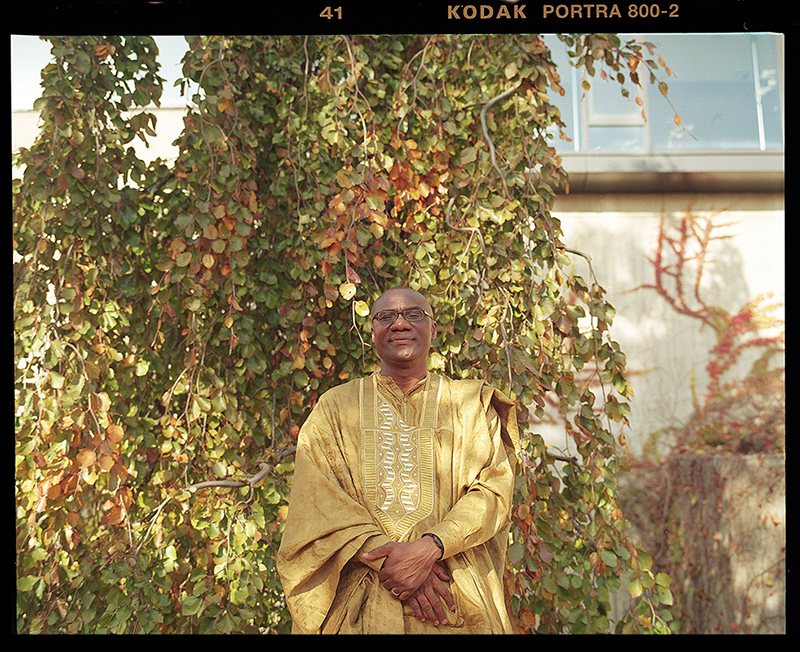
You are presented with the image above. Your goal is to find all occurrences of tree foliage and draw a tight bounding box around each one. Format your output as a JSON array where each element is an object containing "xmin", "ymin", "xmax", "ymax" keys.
[{"xmin": 15, "ymin": 34, "xmax": 675, "ymax": 633}]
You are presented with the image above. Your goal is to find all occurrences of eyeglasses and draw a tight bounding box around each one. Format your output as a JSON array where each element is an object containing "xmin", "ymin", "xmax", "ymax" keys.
[{"xmin": 372, "ymin": 308, "xmax": 432, "ymax": 324}]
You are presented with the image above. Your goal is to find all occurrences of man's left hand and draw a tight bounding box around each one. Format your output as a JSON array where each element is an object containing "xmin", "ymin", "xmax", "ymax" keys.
[{"xmin": 406, "ymin": 562, "xmax": 456, "ymax": 626}]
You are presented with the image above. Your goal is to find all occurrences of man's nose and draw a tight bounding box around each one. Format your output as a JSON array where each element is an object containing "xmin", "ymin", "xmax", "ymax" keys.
[{"xmin": 390, "ymin": 314, "xmax": 413, "ymax": 328}]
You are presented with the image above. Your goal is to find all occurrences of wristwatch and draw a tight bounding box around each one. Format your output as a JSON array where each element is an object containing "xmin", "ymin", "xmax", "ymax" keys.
[{"xmin": 423, "ymin": 533, "xmax": 444, "ymax": 559}]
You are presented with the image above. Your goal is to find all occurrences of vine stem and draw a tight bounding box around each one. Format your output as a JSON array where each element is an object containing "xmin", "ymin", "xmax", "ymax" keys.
[
  {"xmin": 479, "ymin": 83, "xmax": 520, "ymax": 197},
  {"xmin": 130, "ymin": 462, "xmax": 273, "ymax": 557}
]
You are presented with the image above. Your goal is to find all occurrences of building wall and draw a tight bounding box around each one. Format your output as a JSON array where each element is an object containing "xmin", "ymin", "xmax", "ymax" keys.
[
  {"xmin": 12, "ymin": 107, "xmax": 185, "ymax": 171},
  {"xmin": 616, "ymin": 454, "xmax": 786, "ymax": 633},
  {"xmin": 550, "ymin": 192, "xmax": 784, "ymax": 454}
]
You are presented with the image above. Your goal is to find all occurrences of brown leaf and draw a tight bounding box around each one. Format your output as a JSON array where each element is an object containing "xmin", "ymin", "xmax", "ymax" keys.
[
  {"xmin": 346, "ymin": 267, "xmax": 361, "ymax": 284},
  {"xmin": 217, "ymin": 97, "xmax": 234, "ymax": 114},
  {"xmin": 106, "ymin": 505, "xmax": 124, "ymax": 525},
  {"xmin": 90, "ymin": 391, "xmax": 111, "ymax": 413},
  {"xmin": 76, "ymin": 449, "xmax": 96, "ymax": 468},
  {"xmin": 46, "ymin": 482, "xmax": 62, "ymax": 500},
  {"xmin": 98, "ymin": 453, "xmax": 114, "ymax": 471},
  {"xmin": 107, "ymin": 424, "xmax": 124, "ymax": 444}
]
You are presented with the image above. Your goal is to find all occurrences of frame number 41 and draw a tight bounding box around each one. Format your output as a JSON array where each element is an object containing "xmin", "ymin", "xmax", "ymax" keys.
[{"xmin": 320, "ymin": 6, "xmax": 342, "ymax": 19}]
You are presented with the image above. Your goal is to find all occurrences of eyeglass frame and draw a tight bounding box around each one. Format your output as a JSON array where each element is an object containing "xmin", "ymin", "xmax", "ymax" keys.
[{"xmin": 371, "ymin": 308, "xmax": 434, "ymax": 325}]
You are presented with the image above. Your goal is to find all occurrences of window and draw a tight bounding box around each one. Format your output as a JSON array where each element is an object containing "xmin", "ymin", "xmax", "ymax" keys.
[{"xmin": 545, "ymin": 33, "xmax": 784, "ymax": 154}]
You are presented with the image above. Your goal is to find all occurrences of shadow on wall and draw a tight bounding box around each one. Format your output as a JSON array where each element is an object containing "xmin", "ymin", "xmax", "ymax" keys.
[{"xmin": 547, "ymin": 198, "xmax": 780, "ymax": 457}]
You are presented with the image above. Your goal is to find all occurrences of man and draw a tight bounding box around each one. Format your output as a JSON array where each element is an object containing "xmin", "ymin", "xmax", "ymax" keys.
[{"xmin": 276, "ymin": 286, "xmax": 519, "ymax": 634}]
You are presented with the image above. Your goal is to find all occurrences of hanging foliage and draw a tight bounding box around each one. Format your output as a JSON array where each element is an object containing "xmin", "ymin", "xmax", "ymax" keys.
[{"xmin": 15, "ymin": 34, "xmax": 675, "ymax": 633}]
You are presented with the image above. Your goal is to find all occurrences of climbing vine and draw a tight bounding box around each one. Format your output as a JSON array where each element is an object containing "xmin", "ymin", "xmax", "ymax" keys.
[
  {"xmin": 622, "ymin": 205, "xmax": 785, "ymax": 633},
  {"xmin": 15, "ymin": 34, "xmax": 675, "ymax": 633},
  {"xmin": 634, "ymin": 205, "xmax": 785, "ymax": 456}
]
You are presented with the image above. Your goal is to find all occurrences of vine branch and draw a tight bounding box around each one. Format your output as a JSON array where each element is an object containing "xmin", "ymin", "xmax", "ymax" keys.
[{"xmin": 479, "ymin": 83, "xmax": 520, "ymax": 197}]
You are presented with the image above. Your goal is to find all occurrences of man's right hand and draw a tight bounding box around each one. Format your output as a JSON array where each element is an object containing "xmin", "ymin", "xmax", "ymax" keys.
[{"xmin": 405, "ymin": 562, "xmax": 456, "ymax": 626}]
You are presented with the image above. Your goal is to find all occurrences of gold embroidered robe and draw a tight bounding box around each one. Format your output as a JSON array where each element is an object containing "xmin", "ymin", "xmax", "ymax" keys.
[{"xmin": 276, "ymin": 372, "xmax": 519, "ymax": 634}]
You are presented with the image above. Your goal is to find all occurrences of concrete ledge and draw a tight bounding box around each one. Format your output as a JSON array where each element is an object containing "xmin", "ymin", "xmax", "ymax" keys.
[{"xmin": 561, "ymin": 152, "xmax": 784, "ymax": 194}]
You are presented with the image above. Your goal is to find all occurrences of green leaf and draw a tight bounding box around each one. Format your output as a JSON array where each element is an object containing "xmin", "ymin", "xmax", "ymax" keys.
[
  {"xmin": 182, "ymin": 595, "xmax": 203, "ymax": 616},
  {"xmin": 354, "ymin": 300, "xmax": 370, "ymax": 317},
  {"xmin": 637, "ymin": 548, "xmax": 653, "ymax": 571},
  {"xmin": 657, "ymin": 585, "xmax": 673, "ymax": 605},
  {"xmin": 17, "ymin": 575, "xmax": 39, "ymax": 592},
  {"xmin": 628, "ymin": 578, "xmax": 643, "ymax": 599},
  {"xmin": 600, "ymin": 549, "xmax": 618, "ymax": 568},
  {"xmin": 460, "ymin": 147, "xmax": 477, "ymax": 165},
  {"xmin": 507, "ymin": 540, "xmax": 524, "ymax": 564}
]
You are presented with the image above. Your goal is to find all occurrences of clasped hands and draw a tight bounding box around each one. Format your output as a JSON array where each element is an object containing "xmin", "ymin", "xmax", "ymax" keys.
[{"xmin": 361, "ymin": 538, "xmax": 456, "ymax": 626}]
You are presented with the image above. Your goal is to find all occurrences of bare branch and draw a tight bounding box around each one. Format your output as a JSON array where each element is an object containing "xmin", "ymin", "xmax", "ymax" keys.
[
  {"xmin": 186, "ymin": 461, "xmax": 271, "ymax": 493},
  {"xmin": 479, "ymin": 84, "xmax": 520, "ymax": 197}
]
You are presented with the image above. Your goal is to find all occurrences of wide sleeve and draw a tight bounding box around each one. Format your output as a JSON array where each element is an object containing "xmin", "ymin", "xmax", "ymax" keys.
[
  {"xmin": 421, "ymin": 384, "xmax": 519, "ymax": 560},
  {"xmin": 276, "ymin": 392, "xmax": 392, "ymax": 634}
]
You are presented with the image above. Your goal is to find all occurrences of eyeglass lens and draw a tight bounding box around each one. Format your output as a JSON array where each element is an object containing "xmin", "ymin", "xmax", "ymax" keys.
[{"xmin": 374, "ymin": 309, "xmax": 427, "ymax": 323}]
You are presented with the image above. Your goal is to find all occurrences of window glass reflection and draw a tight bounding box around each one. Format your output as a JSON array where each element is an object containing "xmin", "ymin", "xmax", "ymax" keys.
[{"xmin": 543, "ymin": 33, "xmax": 783, "ymax": 153}]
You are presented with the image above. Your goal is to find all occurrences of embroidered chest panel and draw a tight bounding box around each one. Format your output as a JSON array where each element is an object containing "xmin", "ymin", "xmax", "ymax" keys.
[{"xmin": 360, "ymin": 375, "xmax": 441, "ymax": 541}]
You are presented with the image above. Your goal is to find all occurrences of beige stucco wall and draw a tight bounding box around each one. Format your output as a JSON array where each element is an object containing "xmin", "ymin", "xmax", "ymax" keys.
[
  {"xmin": 549, "ymin": 193, "xmax": 784, "ymax": 455},
  {"xmin": 12, "ymin": 107, "xmax": 185, "ymax": 172}
]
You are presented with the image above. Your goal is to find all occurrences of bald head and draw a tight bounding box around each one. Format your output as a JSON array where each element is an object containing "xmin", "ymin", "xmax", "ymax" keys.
[{"xmin": 371, "ymin": 286, "xmax": 433, "ymax": 317}]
